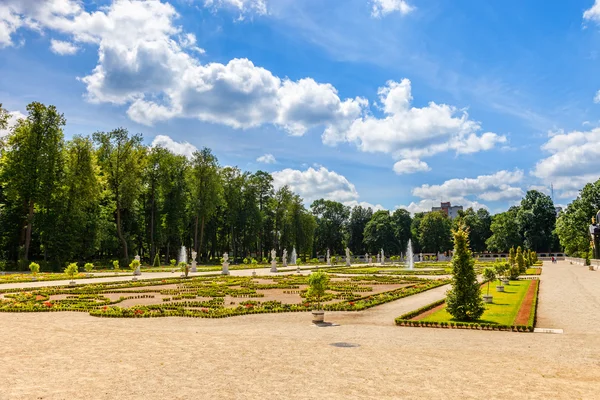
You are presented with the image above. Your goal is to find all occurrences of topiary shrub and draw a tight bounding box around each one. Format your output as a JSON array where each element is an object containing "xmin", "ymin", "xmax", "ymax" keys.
[
  {"xmin": 64, "ymin": 263, "xmax": 79, "ymax": 279},
  {"xmin": 29, "ymin": 262, "xmax": 40, "ymax": 276},
  {"xmin": 84, "ymin": 263, "xmax": 94, "ymax": 273},
  {"xmin": 153, "ymin": 253, "xmax": 160, "ymax": 268},
  {"xmin": 179, "ymin": 261, "xmax": 189, "ymax": 277},
  {"xmin": 445, "ymin": 226, "xmax": 485, "ymax": 322},
  {"xmin": 516, "ymin": 246, "xmax": 526, "ymax": 274},
  {"xmin": 170, "ymin": 259, "xmax": 176, "ymax": 267},
  {"xmin": 113, "ymin": 260, "xmax": 119, "ymax": 270},
  {"xmin": 307, "ymin": 271, "xmax": 329, "ymax": 310},
  {"xmin": 129, "ymin": 259, "xmax": 140, "ymax": 273}
]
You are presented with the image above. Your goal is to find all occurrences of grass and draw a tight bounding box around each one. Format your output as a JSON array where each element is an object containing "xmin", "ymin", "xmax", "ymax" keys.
[
  {"xmin": 525, "ymin": 268, "xmax": 542, "ymax": 275},
  {"xmin": 418, "ymin": 280, "xmax": 532, "ymax": 326}
]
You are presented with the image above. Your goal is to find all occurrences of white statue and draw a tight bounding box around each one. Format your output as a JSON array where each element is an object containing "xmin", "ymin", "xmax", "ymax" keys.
[
  {"xmin": 270, "ymin": 249, "xmax": 278, "ymax": 273},
  {"xmin": 282, "ymin": 249, "xmax": 288, "ymax": 267},
  {"xmin": 222, "ymin": 252, "xmax": 229, "ymax": 275},
  {"xmin": 133, "ymin": 255, "xmax": 141, "ymax": 275},
  {"xmin": 190, "ymin": 250, "xmax": 198, "ymax": 273},
  {"xmin": 380, "ymin": 249, "xmax": 385, "ymax": 265},
  {"xmin": 345, "ymin": 247, "xmax": 351, "ymax": 266},
  {"xmin": 191, "ymin": 250, "xmax": 197, "ymax": 261},
  {"xmin": 365, "ymin": 253, "xmax": 369, "ymax": 265},
  {"xmin": 327, "ymin": 249, "xmax": 331, "ymax": 266}
]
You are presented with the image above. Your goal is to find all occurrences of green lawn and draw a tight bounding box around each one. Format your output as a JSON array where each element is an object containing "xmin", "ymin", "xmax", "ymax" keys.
[{"xmin": 419, "ymin": 280, "xmax": 532, "ymax": 326}]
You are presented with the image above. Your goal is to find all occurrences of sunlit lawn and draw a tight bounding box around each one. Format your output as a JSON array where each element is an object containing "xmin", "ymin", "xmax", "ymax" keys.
[{"xmin": 419, "ymin": 280, "xmax": 532, "ymax": 326}]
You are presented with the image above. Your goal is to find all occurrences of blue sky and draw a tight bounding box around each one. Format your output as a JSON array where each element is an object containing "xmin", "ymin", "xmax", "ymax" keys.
[{"xmin": 2, "ymin": 0, "xmax": 600, "ymax": 214}]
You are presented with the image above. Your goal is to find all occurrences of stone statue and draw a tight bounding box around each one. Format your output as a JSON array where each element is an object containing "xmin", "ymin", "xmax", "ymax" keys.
[
  {"xmin": 133, "ymin": 255, "xmax": 141, "ymax": 275},
  {"xmin": 345, "ymin": 247, "xmax": 351, "ymax": 266},
  {"xmin": 222, "ymin": 252, "xmax": 230, "ymax": 275},
  {"xmin": 270, "ymin": 249, "xmax": 278, "ymax": 273},
  {"xmin": 282, "ymin": 249, "xmax": 288, "ymax": 267},
  {"xmin": 365, "ymin": 253, "xmax": 369, "ymax": 265},
  {"xmin": 190, "ymin": 250, "xmax": 198, "ymax": 273},
  {"xmin": 380, "ymin": 249, "xmax": 385, "ymax": 265},
  {"xmin": 327, "ymin": 248, "xmax": 331, "ymax": 266}
]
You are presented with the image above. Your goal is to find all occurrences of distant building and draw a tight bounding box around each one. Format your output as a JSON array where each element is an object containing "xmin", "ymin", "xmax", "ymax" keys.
[{"xmin": 432, "ymin": 202, "xmax": 463, "ymax": 220}]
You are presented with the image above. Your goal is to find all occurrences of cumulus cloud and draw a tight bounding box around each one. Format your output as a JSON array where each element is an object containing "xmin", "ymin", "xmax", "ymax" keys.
[
  {"xmin": 256, "ymin": 153, "xmax": 276, "ymax": 164},
  {"xmin": 323, "ymin": 79, "xmax": 506, "ymax": 172},
  {"xmin": 393, "ymin": 159, "xmax": 430, "ymax": 175},
  {"xmin": 594, "ymin": 90, "xmax": 600, "ymax": 104},
  {"xmin": 532, "ymin": 128, "xmax": 600, "ymax": 195},
  {"xmin": 584, "ymin": 0, "xmax": 600, "ymax": 23},
  {"xmin": 151, "ymin": 134, "xmax": 197, "ymax": 159},
  {"xmin": 412, "ymin": 170, "xmax": 524, "ymax": 202},
  {"xmin": 344, "ymin": 200, "xmax": 386, "ymax": 212},
  {"xmin": 371, "ymin": 0, "xmax": 414, "ymax": 17},
  {"xmin": 50, "ymin": 39, "xmax": 78, "ymax": 55},
  {"xmin": 272, "ymin": 166, "xmax": 360, "ymax": 204}
]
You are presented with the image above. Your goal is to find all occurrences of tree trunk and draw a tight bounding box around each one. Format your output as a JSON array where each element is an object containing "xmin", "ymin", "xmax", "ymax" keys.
[
  {"xmin": 194, "ymin": 214, "xmax": 199, "ymax": 253},
  {"xmin": 199, "ymin": 215, "xmax": 205, "ymax": 260},
  {"xmin": 23, "ymin": 199, "xmax": 35, "ymax": 261},
  {"xmin": 116, "ymin": 208, "xmax": 128, "ymax": 261}
]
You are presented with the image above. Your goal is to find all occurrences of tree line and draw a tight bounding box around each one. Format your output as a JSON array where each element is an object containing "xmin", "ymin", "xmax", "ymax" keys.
[{"xmin": 0, "ymin": 102, "xmax": 564, "ymax": 270}]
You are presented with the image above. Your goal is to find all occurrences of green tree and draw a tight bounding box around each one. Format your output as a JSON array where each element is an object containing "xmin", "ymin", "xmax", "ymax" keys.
[
  {"xmin": 446, "ymin": 227, "xmax": 485, "ymax": 321},
  {"xmin": 516, "ymin": 246, "xmax": 526, "ymax": 273},
  {"xmin": 555, "ymin": 179, "xmax": 600, "ymax": 257},
  {"xmin": 0, "ymin": 102, "xmax": 65, "ymax": 261},
  {"xmin": 363, "ymin": 210, "xmax": 397, "ymax": 254},
  {"xmin": 391, "ymin": 208, "xmax": 412, "ymax": 254},
  {"xmin": 419, "ymin": 211, "xmax": 452, "ymax": 253},
  {"xmin": 307, "ymin": 271, "xmax": 329, "ymax": 310},
  {"xmin": 348, "ymin": 205, "xmax": 373, "ymax": 254},
  {"xmin": 189, "ymin": 148, "xmax": 221, "ymax": 258},
  {"xmin": 410, "ymin": 212, "xmax": 425, "ymax": 253},
  {"xmin": 311, "ymin": 199, "xmax": 350, "ymax": 256},
  {"xmin": 454, "ymin": 208, "xmax": 491, "ymax": 252},
  {"xmin": 486, "ymin": 207, "xmax": 522, "ymax": 252},
  {"xmin": 93, "ymin": 128, "xmax": 145, "ymax": 262},
  {"xmin": 517, "ymin": 190, "xmax": 557, "ymax": 252}
]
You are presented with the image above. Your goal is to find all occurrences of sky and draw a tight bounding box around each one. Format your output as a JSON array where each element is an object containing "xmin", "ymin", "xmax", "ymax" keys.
[{"xmin": 1, "ymin": 0, "xmax": 600, "ymax": 215}]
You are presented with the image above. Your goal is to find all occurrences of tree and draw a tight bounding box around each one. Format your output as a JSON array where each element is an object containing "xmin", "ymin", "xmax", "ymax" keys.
[
  {"xmin": 517, "ymin": 190, "xmax": 556, "ymax": 252},
  {"xmin": 391, "ymin": 208, "xmax": 412, "ymax": 254},
  {"xmin": 454, "ymin": 208, "xmax": 491, "ymax": 252},
  {"xmin": 445, "ymin": 227, "xmax": 485, "ymax": 321},
  {"xmin": 418, "ymin": 211, "xmax": 452, "ymax": 253},
  {"xmin": 482, "ymin": 267, "xmax": 496, "ymax": 297},
  {"xmin": 516, "ymin": 246, "xmax": 526, "ymax": 274},
  {"xmin": 555, "ymin": 179, "xmax": 600, "ymax": 257},
  {"xmin": 348, "ymin": 205, "xmax": 373, "ymax": 254},
  {"xmin": 410, "ymin": 212, "xmax": 425, "ymax": 253},
  {"xmin": 189, "ymin": 148, "xmax": 221, "ymax": 258},
  {"xmin": 311, "ymin": 199, "xmax": 349, "ymax": 255},
  {"xmin": 93, "ymin": 128, "xmax": 144, "ymax": 262},
  {"xmin": 0, "ymin": 103, "xmax": 9, "ymax": 131},
  {"xmin": 307, "ymin": 271, "xmax": 329, "ymax": 310},
  {"xmin": 486, "ymin": 207, "xmax": 522, "ymax": 252},
  {"xmin": 0, "ymin": 102, "xmax": 65, "ymax": 261},
  {"xmin": 363, "ymin": 210, "xmax": 397, "ymax": 254}
]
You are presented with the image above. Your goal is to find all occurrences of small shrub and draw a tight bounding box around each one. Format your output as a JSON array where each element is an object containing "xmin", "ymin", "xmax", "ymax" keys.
[
  {"xmin": 153, "ymin": 254, "xmax": 160, "ymax": 268},
  {"xmin": 170, "ymin": 259, "xmax": 176, "ymax": 267},
  {"xmin": 129, "ymin": 259, "xmax": 140, "ymax": 272},
  {"xmin": 64, "ymin": 263, "xmax": 79, "ymax": 279},
  {"xmin": 243, "ymin": 257, "xmax": 249, "ymax": 265},
  {"xmin": 179, "ymin": 261, "xmax": 189, "ymax": 277},
  {"xmin": 113, "ymin": 260, "xmax": 119, "ymax": 270},
  {"xmin": 84, "ymin": 263, "xmax": 94, "ymax": 273},
  {"xmin": 29, "ymin": 262, "xmax": 40, "ymax": 276}
]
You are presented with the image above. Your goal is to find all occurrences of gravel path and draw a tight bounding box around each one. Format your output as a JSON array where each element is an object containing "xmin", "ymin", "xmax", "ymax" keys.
[{"xmin": 1, "ymin": 261, "xmax": 599, "ymax": 399}]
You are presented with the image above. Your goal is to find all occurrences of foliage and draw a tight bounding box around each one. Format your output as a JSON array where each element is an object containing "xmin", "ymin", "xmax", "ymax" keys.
[
  {"xmin": 419, "ymin": 211, "xmax": 452, "ymax": 253},
  {"xmin": 179, "ymin": 261, "xmax": 189, "ymax": 277},
  {"xmin": 129, "ymin": 259, "xmax": 140, "ymax": 272},
  {"xmin": 348, "ymin": 205, "xmax": 373, "ymax": 254},
  {"xmin": 454, "ymin": 208, "xmax": 492, "ymax": 252},
  {"xmin": 84, "ymin": 263, "xmax": 94, "ymax": 273},
  {"xmin": 153, "ymin": 253, "xmax": 160, "ymax": 268},
  {"xmin": 311, "ymin": 199, "xmax": 350, "ymax": 255},
  {"xmin": 516, "ymin": 246, "xmax": 526, "ymax": 274},
  {"xmin": 486, "ymin": 208, "xmax": 521, "ymax": 252},
  {"xmin": 170, "ymin": 259, "xmax": 176, "ymax": 267},
  {"xmin": 482, "ymin": 267, "xmax": 496, "ymax": 296},
  {"xmin": 517, "ymin": 190, "xmax": 557, "ymax": 252},
  {"xmin": 113, "ymin": 260, "xmax": 119, "ymax": 270},
  {"xmin": 445, "ymin": 227, "xmax": 484, "ymax": 321},
  {"xmin": 363, "ymin": 210, "xmax": 397, "ymax": 254},
  {"xmin": 64, "ymin": 263, "xmax": 79, "ymax": 278},
  {"xmin": 307, "ymin": 271, "xmax": 329, "ymax": 310},
  {"xmin": 29, "ymin": 262, "xmax": 40, "ymax": 275}
]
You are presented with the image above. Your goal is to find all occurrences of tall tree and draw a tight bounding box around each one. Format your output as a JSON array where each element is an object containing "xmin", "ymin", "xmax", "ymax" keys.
[
  {"xmin": 189, "ymin": 148, "xmax": 221, "ymax": 258},
  {"xmin": 410, "ymin": 212, "xmax": 425, "ymax": 253},
  {"xmin": 517, "ymin": 190, "xmax": 557, "ymax": 251},
  {"xmin": 311, "ymin": 199, "xmax": 350, "ymax": 255},
  {"xmin": 486, "ymin": 207, "xmax": 522, "ymax": 252},
  {"xmin": 391, "ymin": 208, "xmax": 412, "ymax": 253},
  {"xmin": 0, "ymin": 102, "xmax": 65, "ymax": 261},
  {"xmin": 93, "ymin": 128, "xmax": 144, "ymax": 262},
  {"xmin": 454, "ymin": 208, "xmax": 492, "ymax": 252},
  {"xmin": 348, "ymin": 205, "xmax": 373, "ymax": 254},
  {"xmin": 363, "ymin": 210, "xmax": 397, "ymax": 254},
  {"xmin": 418, "ymin": 211, "xmax": 452, "ymax": 253}
]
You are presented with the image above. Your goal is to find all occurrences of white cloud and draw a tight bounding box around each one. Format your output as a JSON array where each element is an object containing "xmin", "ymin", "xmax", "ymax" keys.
[
  {"xmin": 412, "ymin": 170, "xmax": 524, "ymax": 202},
  {"xmin": 323, "ymin": 79, "xmax": 506, "ymax": 171},
  {"xmin": 345, "ymin": 200, "xmax": 386, "ymax": 212},
  {"xmin": 272, "ymin": 166, "xmax": 359, "ymax": 204},
  {"xmin": 50, "ymin": 38, "xmax": 78, "ymax": 55},
  {"xmin": 204, "ymin": 0, "xmax": 267, "ymax": 16},
  {"xmin": 393, "ymin": 159, "xmax": 430, "ymax": 175},
  {"xmin": 584, "ymin": 0, "xmax": 600, "ymax": 23},
  {"xmin": 594, "ymin": 90, "xmax": 600, "ymax": 104},
  {"xmin": 0, "ymin": 109, "xmax": 25, "ymax": 137},
  {"xmin": 371, "ymin": 0, "xmax": 414, "ymax": 17},
  {"xmin": 151, "ymin": 134, "xmax": 197, "ymax": 159},
  {"xmin": 532, "ymin": 128, "xmax": 600, "ymax": 195},
  {"xmin": 256, "ymin": 153, "xmax": 276, "ymax": 164}
]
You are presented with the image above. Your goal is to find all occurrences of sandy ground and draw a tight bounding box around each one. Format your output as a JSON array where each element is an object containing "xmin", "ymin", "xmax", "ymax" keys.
[{"xmin": 1, "ymin": 261, "xmax": 599, "ymax": 399}]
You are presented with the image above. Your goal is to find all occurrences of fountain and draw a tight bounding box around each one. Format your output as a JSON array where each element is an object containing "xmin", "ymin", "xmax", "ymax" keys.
[
  {"xmin": 291, "ymin": 247, "xmax": 297, "ymax": 265},
  {"xmin": 406, "ymin": 239, "xmax": 414, "ymax": 270},
  {"xmin": 178, "ymin": 246, "xmax": 187, "ymax": 265}
]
